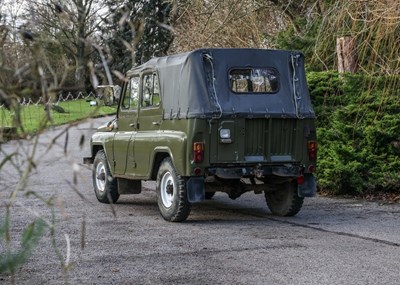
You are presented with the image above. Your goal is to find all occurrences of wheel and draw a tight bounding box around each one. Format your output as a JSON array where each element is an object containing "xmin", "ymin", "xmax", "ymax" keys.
[
  {"xmin": 93, "ymin": 150, "xmax": 119, "ymax": 204},
  {"xmin": 205, "ymin": 191, "xmax": 216, "ymax": 200},
  {"xmin": 156, "ymin": 157, "xmax": 191, "ymax": 222},
  {"xmin": 264, "ymin": 181, "xmax": 304, "ymax": 216}
]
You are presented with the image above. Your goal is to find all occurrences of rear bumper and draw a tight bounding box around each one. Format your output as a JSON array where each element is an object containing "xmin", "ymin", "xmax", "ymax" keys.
[
  {"xmin": 206, "ymin": 164, "xmax": 317, "ymax": 198},
  {"xmin": 207, "ymin": 164, "xmax": 303, "ymax": 179}
]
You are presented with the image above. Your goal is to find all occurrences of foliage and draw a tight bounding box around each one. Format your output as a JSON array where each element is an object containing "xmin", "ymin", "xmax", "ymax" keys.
[
  {"xmin": 279, "ymin": 0, "xmax": 400, "ymax": 194},
  {"xmin": 275, "ymin": 17, "xmax": 325, "ymax": 69},
  {"xmin": 0, "ymin": 213, "xmax": 46, "ymax": 275},
  {"xmin": 134, "ymin": 0, "xmax": 175, "ymax": 64},
  {"xmin": 170, "ymin": 0, "xmax": 287, "ymax": 52},
  {"xmin": 275, "ymin": 0, "xmax": 400, "ymax": 73},
  {"xmin": 29, "ymin": 0, "xmax": 104, "ymax": 88},
  {"xmin": 309, "ymin": 71, "xmax": 400, "ymax": 195},
  {"xmin": 103, "ymin": 0, "xmax": 175, "ymax": 74}
]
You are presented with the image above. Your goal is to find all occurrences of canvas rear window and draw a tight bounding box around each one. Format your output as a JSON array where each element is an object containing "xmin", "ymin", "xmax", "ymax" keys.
[{"xmin": 229, "ymin": 68, "xmax": 279, "ymax": 94}]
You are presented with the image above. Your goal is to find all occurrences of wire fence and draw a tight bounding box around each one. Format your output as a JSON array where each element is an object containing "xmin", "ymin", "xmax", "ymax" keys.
[
  {"xmin": 0, "ymin": 91, "xmax": 96, "ymax": 108},
  {"xmin": 0, "ymin": 91, "xmax": 116, "ymax": 135}
]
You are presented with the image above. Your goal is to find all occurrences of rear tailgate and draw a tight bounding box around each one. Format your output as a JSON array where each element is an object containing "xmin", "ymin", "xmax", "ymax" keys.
[{"xmin": 209, "ymin": 118, "xmax": 315, "ymax": 164}]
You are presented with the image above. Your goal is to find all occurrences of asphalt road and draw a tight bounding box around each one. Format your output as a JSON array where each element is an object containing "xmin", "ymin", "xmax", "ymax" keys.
[{"xmin": 1, "ymin": 117, "xmax": 400, "ymax": 285}]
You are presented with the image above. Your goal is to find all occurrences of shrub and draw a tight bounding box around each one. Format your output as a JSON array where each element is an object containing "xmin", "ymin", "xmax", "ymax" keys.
[{"xmin": 308, "ymin": 71, "xmax": 400, "ymax": 195}]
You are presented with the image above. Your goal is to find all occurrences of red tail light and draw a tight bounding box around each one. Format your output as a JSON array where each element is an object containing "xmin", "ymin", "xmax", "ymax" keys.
[
  {"xmin": 297, "ymin": 175, "xmax": 305, "ymax": 184},
  {"xmin": 308, "ymin": 141, "xmax": 317, "ymax": 161},
  {"xmin": 193, "ymin": 142, "xmax": 204, "ymax": 163}
]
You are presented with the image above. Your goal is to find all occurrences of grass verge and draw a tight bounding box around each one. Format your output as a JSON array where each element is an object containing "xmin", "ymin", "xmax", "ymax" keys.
[{"xmin": 0, "ymin": 99, "xmax": 116, "ymax": 135}]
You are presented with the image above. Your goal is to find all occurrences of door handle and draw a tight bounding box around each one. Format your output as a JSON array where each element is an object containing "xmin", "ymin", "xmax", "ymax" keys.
[
  {"xmin": 152, "ymin": 121, "xmax": 161, "ymax": 126},
  {"xmin": 129, "ymin": 123, "xmax": 139, "ymax": 129}
]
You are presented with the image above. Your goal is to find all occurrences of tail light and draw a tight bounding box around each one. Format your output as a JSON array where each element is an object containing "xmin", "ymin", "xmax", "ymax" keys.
[
  {"xmin": 308, "ymin": 141, "xmax": 317, "ymax": 161},
  {"xmin": 297, "ymin": 175, "xmax": 305, "ymax": 184},
  {"xmin": 193, "ymin": 142, "xmax": 204, "ymax": 163}
]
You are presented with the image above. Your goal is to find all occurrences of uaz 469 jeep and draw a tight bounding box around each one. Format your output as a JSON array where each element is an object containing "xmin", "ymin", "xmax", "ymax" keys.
[{"xmin": 84, "ymin": 48, "xmax": 317, "ymax": 222}]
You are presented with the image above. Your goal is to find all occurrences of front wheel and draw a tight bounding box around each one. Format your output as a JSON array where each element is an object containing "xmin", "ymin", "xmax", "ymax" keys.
[
  {"xmin": 93, "ymin": 150, "xmax": 119, "ymax": 204},
  {"xmin": 156, "ymin": 158, "xmax": 191, "ymax": 222},
  {"xmin": 264, "ymin": 182, "xmax": 304, "ymax": 216}
]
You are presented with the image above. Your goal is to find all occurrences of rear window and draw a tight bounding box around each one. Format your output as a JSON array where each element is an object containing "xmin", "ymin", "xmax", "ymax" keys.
[{"xmin": 229, "ymin": 68, "xmax": 279, "ymax": 94}]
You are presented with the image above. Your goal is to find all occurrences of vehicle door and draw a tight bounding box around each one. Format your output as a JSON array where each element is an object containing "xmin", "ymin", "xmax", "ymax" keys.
[
  {"xmin": 128, "ymin": 71, "xmax": 163, "ymax": 178},
  {"xmin": 113, "ymin": 76, "xmax": 139, "ymax": 176}
]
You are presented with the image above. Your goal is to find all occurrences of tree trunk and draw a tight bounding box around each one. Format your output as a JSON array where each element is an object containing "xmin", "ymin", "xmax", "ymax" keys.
[
  {"xmin": 75, "ymin": 0, "xmax": 89, "ymax": 88},
  {"xmin": 337, "ymin": 37, "xmax": 357, "ymax": 73}
]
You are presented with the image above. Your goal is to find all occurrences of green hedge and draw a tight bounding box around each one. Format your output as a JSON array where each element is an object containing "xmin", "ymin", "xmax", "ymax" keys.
[{"xmin": 308, "ymin": 71, "xmax": 400, "ymax": 195}]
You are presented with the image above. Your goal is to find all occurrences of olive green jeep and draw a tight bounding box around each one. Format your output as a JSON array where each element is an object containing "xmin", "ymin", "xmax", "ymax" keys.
[{"xmin": 84, "ymin": 48, "xmax": 317, "ymax": 222}]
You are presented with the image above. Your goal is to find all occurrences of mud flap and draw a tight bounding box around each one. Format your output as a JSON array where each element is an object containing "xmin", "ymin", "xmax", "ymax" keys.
[
  {"xmin": 187, "ymin": 177, "xmax": 205, "ymax": 203},
  {"xmin": 297, "ymin": 174, "xmax": 316, "ymax": 197},
  {"xmin": 118, "ymin": 178, "xmax": 142, "ymax": 194}
]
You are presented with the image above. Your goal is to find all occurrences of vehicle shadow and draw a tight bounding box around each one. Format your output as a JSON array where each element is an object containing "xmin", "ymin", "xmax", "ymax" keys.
[{"xmin": 115, "ymin": 191, "xmax": 272, "ymax": 224}]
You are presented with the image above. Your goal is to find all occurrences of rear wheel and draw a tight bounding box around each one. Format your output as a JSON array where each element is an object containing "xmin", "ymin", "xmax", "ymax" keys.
[
  {"xmin": 93, "ymin": 150, "xmax": 119, "ymax": 204},
  {"xmin": 156, "ymin": 158, "xmax": 191, "ymax": 222},
  {"xmin": 264, "ymin": 181, "xmax": 303, "ymax": 216}
]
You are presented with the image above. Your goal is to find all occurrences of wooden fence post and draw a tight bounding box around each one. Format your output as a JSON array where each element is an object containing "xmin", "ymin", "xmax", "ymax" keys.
[{"xmin": 336, "ymin": 36, "xmax": 357, "ymax": 73}]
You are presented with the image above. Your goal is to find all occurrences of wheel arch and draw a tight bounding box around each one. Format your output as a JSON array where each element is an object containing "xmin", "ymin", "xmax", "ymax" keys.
[
  {"xmin": 92, "ymin": 144, "xmax": 116, "ymax": 174},
  {"xmin": 92, "ymin": 144, "xmax": 104, "ymax": 158},
  {"xmin": 150, "ymin": 151, "xmax": 171, "ymax": 180},
  {"xmin": 150, "ymin": 141, "xmax": 188, "ymax": 180}
]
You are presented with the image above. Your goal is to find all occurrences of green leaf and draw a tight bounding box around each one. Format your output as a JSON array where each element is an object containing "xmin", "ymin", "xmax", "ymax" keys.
[{"xmin": 0, "ymin": 219, "xmax": 46, "ymax": 274}]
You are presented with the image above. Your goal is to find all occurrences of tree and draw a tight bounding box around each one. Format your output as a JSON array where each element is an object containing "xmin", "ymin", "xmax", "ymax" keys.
[
  {"xmin": 100, "ymin": 1, "xmax": 136, "ymax": 76},
  {"xmin": 0, "ymin": 0, "xmax": 38, "ymax": 105},
  {"xmin": 170, "ymin": 0, "xmax": 294, "ymax": 53},
  {"xmin": 102, "ymin": 0, "xmax": 175, "ymax": 76},
  {"xmin": 134, "ymin": 0, "xmax": 175, "ymax": 64},
  {"xmin": 274, "ymin": 0, "xmax": 400, "ymax": 73},
  {"xmin": 29, "ymin": 0, "xmax": 104, "ymax": 89}
]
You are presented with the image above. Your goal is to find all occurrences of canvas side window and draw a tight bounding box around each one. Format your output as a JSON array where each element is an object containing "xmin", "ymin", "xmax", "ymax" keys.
[
  {"xmin": 229, "ymin": 68, "xmax": 279, "ymax": 94},
  {"xmin": 141, "ymin": 73, "xmax": 160, "ymax": 108},
  {"xmin": 121, "ymin": 77, "xmax": 139, "ymax": 110},
  {"xmin": 130, "ymin": 76, "xmax": 139, "ymax": 110}
]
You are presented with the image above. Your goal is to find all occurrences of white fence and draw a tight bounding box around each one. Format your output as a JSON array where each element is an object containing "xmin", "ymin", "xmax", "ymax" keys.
[{"xmin": 0, "ymin": 91, "xmax": 96, "ymax": 108}]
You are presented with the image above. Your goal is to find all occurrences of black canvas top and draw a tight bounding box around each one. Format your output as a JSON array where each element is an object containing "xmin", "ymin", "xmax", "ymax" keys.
[{"xmin": 127, "ymin": 48, "xmax": 315, "ymax": 119}]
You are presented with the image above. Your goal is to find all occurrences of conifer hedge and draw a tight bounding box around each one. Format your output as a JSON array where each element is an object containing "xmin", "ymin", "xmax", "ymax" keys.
[{"xmin": 308, "ymin": 72, "xmax": 400, "ymax": 195}]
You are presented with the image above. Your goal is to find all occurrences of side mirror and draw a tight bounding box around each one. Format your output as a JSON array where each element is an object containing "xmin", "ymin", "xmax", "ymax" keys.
[{"xmin": 107, "ymin": 119, "xmax": 118, "ymax": 131}]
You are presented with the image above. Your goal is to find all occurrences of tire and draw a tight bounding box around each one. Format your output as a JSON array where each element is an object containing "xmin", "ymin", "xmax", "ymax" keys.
[
  {"xmin": 205, "ymin": 191, "xmax": 216, "ymax": 200},
  {"xmin": 156, "ymin": 157, "xmax": 191, "ymax": 222},
  {"xmin": 93, "ymin": 150, "xmax": 119, "ymax": 204},
  {"xmin": 264, "ymin": 181, "xmax": 304, "ymax": 216}
]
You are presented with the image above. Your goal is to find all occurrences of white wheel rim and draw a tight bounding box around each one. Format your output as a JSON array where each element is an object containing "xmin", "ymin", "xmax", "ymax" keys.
[
  {"xmin": 95, "ymin": 161, "xmax": 106, "ymax": 193},
  {"xmin": 160, "ymin": 171, "xmax": 174, "ymax": 208}
]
